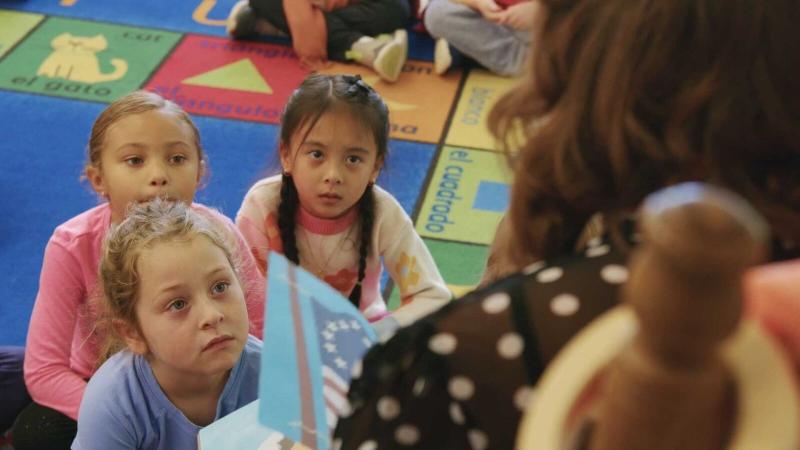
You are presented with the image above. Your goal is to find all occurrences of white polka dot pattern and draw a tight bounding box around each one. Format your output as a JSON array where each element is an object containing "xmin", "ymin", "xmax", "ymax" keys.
[
  {"xmin": 449, "ymin": 402, "xmax": 465, "ymax": 425},
  {"xmin": 395, "ymin": 424, "xmax": 420, "ymax": 445},
  {"xmin": 428, "ymin": 332, "xmax": 458, "ymax": 355},
  {"xmin": 448, "ymin": 376, "xmax": 475, "ymax": 400},
  {"xmin": 339, "ymin": 400, "xmax": 353, "ymax": 418},
  {"xmin": 351, "ymin": 359, "xmax": 362, "ymax": 379},
  {"xmin": 413, "ymin": 377, "xmax": 426, "ymax": 397},
  {"xmin": 336, "ymin": 224, "xmax": 639, "ymax": 450},
  {"xmin": 550, "ymin": 293, "xmax": 580, "ymax": 316},
  {"xmin": 586, "ymin": 244, "xmax": 610, "ymax": 257},
  {"xmin": 522, "ymin": 261, "xmax": 545, "ymax": 275},
  {"xmin": 468, "ymin": 429, "xmax": 489, "ymax": 450},
  {"xmin": 536, "ymin": 267, "xmax": 563, "ymax": 283},
  {"xmin": 514, "ymin": 386, "xmax": 534, "ymax": 411},
  {"xmin": 357, "ymin": 440, "xmax": 377, "ymax": 450},
  {"xmin": 482, "ymin": 292, "xmax": 511, "ymax": 314},
  {"xmin": 377, "ymin": 396, "xmax": 401, "ymax": 420},
  {"xmin": 497, "ymin": 333, "xmax": 524, "ymax": 359},
  {"xmin": 601, "ymin": 264, "xmax": 629, "ymax": 284}
]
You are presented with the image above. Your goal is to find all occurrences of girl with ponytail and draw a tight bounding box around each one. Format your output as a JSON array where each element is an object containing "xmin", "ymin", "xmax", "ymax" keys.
[{"xmin": 236, "ymin": 73, "xmax": 451, "ymax": 339}]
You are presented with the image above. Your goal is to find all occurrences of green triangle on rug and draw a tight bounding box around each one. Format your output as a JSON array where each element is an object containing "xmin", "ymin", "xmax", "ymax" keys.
[{"xmin": 182, "ymin": 58, "xmax": 272, "ymax": 94}]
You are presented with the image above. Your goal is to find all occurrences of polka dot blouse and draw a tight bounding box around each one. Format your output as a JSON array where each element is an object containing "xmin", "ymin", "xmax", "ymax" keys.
[{"xmin": 333, "ymin": 232, "xmax": 633, "ymax": 450}]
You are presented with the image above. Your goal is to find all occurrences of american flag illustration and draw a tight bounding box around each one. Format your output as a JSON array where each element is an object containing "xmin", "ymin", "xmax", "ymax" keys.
[
  {"xmin": 260, "ymin": 253, "xmax": 378, "ymax": 450},
  {"xmin": 313, "ymin": 301, "xmax": 370, "ymax": 429}
]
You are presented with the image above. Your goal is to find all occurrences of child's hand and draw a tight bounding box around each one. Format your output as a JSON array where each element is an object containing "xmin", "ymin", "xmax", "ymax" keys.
[
  {"xmin": 454, "ymin": 0, "xmax": 503, "ymax": 21},
  {"xmin": 476, "ymin": 0, "xmax": 504, "ymax": 21},
  {"xmin": 494, "ymin": 1, "xmax": 540, "ymax": 30}
]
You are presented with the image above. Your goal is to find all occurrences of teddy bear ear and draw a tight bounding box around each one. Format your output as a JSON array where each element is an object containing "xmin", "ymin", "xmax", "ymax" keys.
[
  {"xmin": 52, "ymin": 32, "xmax": 71, "ymax": 45},
  {"xmin": 90, "ymin": 35, "xmax": 108, "ymax": 47}
]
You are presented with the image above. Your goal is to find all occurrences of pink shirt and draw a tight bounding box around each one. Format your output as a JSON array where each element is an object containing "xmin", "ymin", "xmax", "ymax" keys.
[
  {"xmin": 24, "ymin": 203, "xmax": 265, "ymax": 420},
  {"xmin": 237, "ymin": 176, "xmax": 452, "ymax": 327}
]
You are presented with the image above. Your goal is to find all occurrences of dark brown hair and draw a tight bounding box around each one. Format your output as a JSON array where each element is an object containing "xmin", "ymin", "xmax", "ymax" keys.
[
  {"xmin": 489, "ymin": 0, "xmax": 800, "ymax": 266},
  {"xmin": 278, "ymin": 74, "xmax": 389, "ymax": 306}
]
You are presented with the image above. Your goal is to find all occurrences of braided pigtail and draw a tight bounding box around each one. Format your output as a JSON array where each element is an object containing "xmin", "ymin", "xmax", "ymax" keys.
[
  {"xmin": 348, "ymin": 184, "xmax": 375, "ymax": 307},
  {"xmin": 278, "ymin": 173, "xmax": 300, "ymax": 264}
]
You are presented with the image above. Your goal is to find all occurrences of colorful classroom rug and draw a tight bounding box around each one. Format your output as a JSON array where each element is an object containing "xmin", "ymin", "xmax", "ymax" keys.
[{"xmin": 0, "ymin": 0, "xmax": 516, "ymax": 346}]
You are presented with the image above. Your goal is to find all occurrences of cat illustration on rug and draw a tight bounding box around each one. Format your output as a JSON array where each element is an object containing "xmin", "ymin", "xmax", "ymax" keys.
[{"xmin": 37, "ymin": 33, "xmax": 128, "ymax": 83}]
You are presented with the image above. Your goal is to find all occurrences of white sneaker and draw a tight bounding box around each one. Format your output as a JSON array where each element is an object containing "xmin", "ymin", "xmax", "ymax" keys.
[
  {"xmin": 373, "ymin": 29, "xmax": 408, "ymax": 82},
  {"xmin": 393, "ymin": 29, "xmax": 408, "ymax": 61},
  {"xmin": 434, "ymin": 37, "xmax": 452, "ymax": 75},
  {"xmin": 349, "ymin": 30, "xmax": 408, "ymax": 82}
]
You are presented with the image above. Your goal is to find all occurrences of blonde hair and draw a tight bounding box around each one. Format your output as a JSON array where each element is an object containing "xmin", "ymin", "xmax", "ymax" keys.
[
  {"xmin": 84, "ymin": 90, "xmax": 207, "ymax": 180},
  {"xmin": 95, "ymin": 198, "xmax": 239, "ymax": 364}
]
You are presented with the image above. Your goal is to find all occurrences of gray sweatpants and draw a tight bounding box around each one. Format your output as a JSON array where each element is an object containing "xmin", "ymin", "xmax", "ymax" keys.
[{"xmin": 424, "ymin": 0, "xmax": 532, "ymax": 76}]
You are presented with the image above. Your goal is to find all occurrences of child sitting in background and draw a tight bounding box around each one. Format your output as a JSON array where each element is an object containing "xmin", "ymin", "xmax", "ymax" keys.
[
  {"xmin": 12, "ymin": 91, "xmax": 265, "ymax": 450},
  {"xmin": 424, "ymin": 0, "xmax": 539, "ymax": 76},
  {"xmin": 73, "ymin": 199, "xmax": 261, "ymax": 450},
  {"xmin": 226, "ymin": 0, "xmax": 410, "ymax": 82},
  {"xmin": 236, "ymin": 73, "xmax": 451, "ymax": 340}
]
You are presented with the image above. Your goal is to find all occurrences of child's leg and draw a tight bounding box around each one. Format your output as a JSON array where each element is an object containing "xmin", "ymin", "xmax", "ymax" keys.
[
  {"xmin": 0, "ymin": 346, "xmax": 30, "ymax": 433},
  {"xmin": 11, "ymin": 403, "xmax": 76, "ymax": 450},
  {"xmin": 346, "ymin": 30, "xmax": 408, "ymax": 82},
  {"xmin": 324, "ymin": 0, "xmax": 411, "ymax": 61},
  {"xmin": 227, "ymin": 0, "xmax": 290, "ymax": 38},
  {"xmin": 325, "ymin": 0, "xmax": 411, "ymax": 82},
  {"xmin": 248, "ymin": 0, "xmax": 290, "ymax": 31},
  {"xmin": 425, "ymin": 0, "xmax": 532, "ymax": 76}
]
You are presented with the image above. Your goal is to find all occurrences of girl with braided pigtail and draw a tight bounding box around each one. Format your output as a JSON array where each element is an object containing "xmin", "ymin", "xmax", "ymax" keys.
[{"xmin": 237, "ymin": 73, "xmax": 451, "ymax": 340}]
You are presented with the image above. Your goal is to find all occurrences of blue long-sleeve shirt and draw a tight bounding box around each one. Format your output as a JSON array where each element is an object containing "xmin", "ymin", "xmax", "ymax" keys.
[{"xmin": 72, "ymin": 335, "xmax": 261, "ymax": 450}]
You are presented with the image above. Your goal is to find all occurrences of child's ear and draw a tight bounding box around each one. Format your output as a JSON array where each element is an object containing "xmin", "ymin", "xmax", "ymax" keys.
[
  {"xmin": 197, "ymin": 159, "xmax": 206, "ymax": 183},
  {"xmin": 85, "ymin": 164, "xmax": 107, "ymax": 197},
  {"xmin": 279, "ymin": 142, "xmax": 293, "ymax": 174},
  {"xmin": 370, "ymin": 157, "xmax": 384, "ymax": 184},
  {"xmin": 114, "ymin": 319, "xmax": 148, "ymax": 355}
]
